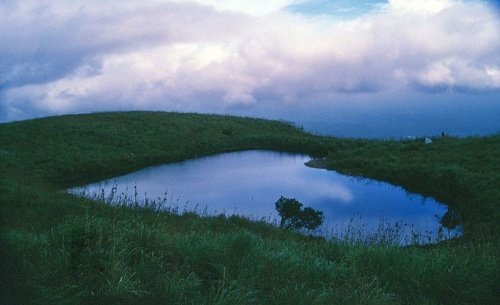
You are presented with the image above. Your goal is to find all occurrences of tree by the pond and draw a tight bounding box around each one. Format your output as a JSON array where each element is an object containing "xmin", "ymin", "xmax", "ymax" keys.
[{"xmin": 275, "ymin": 196, "xmax": 324, "ymax": 230}]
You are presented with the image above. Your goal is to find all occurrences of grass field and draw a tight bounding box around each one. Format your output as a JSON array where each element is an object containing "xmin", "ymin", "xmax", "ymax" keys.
[{"xmin": 1, "ymin": 111, "xmax": 498, "ymax": 305}]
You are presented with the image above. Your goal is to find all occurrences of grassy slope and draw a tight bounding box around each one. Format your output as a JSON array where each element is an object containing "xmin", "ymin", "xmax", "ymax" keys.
[{"xmin": 0, "ymin": 111, "xmax": 498, "ymax": 305}]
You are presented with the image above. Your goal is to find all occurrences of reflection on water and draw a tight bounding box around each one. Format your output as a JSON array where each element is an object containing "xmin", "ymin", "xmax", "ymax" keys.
[{"xmin": 69, "ymin": 150, "xmax": 462, "ymax": 245}]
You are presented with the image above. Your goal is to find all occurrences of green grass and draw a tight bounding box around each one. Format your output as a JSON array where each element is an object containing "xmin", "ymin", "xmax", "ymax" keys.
[{"xmin": 1, "ymin": 111, "xmax": 498, "ymax": 304}]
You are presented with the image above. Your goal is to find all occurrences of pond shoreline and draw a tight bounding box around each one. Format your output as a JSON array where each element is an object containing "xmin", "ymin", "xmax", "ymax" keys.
[{"xmin": 70, "ymin": 150, "xmax": 461, "ymax": 246}]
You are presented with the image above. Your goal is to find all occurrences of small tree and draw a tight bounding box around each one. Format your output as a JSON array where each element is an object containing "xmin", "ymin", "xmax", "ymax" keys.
[
  {"xmin": 275, "ymin": 196, "xmax": 323, "ymax": 231},
  {"xmin": 275, "ymin": 196, "xmax": 302, "ymax": 229},
  {"xmin": 299, "ymin": 207, "xmax": 324, "ymax": 230}
]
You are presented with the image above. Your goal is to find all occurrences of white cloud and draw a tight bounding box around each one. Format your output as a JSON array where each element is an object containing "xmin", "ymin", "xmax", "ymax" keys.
[
  {"xmin": 387, "ymin": 0, "xmax": 453, "ymax": 14},
  {"xmin": 1, "ymin": 0, "xmax": 499, "ymax": 121},
  {"xmin": 186, "ymin": 0, "xmax": 302, "ymax": 16}
]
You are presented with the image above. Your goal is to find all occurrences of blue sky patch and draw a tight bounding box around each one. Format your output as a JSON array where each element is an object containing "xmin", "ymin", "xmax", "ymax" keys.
[{"xmin": 285, "ymin": 0, "xmax": 387, "ymax": 19}]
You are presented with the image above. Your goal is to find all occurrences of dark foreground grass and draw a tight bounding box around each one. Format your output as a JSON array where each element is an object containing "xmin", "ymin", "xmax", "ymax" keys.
[{"xmin": 1, "ymin": 111, "xmax": 498, "ymax": 304}]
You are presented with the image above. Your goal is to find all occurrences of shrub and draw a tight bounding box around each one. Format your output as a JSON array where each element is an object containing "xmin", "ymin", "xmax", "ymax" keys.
[{"xmin": 275, "ymin": 196, "xmax": 323, "ymax": 231}]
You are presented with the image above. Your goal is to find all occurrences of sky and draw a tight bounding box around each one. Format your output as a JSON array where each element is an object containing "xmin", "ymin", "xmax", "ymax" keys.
[{"xmin": 1, "ymin": 0, "xmax": 499, "ymax": 137}]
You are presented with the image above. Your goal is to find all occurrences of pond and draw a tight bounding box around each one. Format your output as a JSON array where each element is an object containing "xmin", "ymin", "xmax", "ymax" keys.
[{"xmin": 69, "ymin": 150, "xmax": 462, "ymax": 245}]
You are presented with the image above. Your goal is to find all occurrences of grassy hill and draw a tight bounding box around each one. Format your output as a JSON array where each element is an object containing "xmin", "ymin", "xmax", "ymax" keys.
[{"xmin": 1, "ymin": 112, "xmax": 498, "ymax": 305}]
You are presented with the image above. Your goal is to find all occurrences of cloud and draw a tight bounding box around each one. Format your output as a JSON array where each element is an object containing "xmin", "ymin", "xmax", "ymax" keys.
[
  {"xmin": 1, "ymin": 0, "xmax": 499, "ymax": 121},
  {"xmin": 185, "ymin": 0, "xmax": 302, "ymax": 16},
  {"xmin": 387, "ymin": 0, "xmax": 453, "ymax": 14}
]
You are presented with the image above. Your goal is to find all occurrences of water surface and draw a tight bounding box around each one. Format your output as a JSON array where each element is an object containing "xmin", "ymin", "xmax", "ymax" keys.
[{"xmin": 70, "ymin": 150, "xmax": 461, "ymax": 244}]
